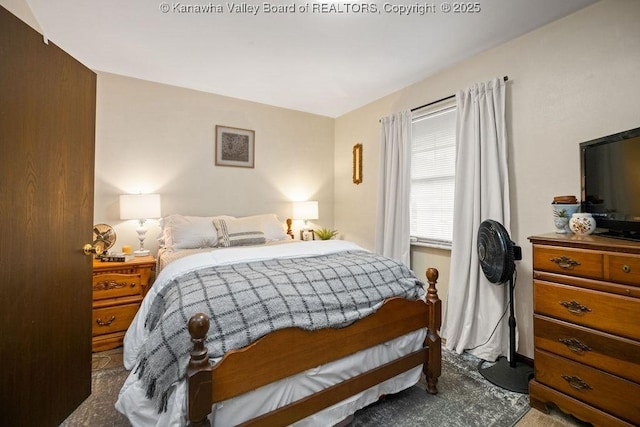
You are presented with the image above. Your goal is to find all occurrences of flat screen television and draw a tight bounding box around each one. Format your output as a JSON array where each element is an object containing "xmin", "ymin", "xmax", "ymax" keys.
[{"xmin": 580, "ymin": 126, "xmax": 640, "ymax": 241}]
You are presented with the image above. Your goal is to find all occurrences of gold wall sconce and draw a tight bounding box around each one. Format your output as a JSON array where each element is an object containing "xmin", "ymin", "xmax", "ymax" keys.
[{"xmin": 353, "ymin": 143, "xmax": 362, "ymax": 184}]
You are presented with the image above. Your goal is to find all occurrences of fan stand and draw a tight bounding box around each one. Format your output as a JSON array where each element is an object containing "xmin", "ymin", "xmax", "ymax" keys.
[{"xmin": 478, "ymin": 276, "xmax": 534, "ymax": 394}]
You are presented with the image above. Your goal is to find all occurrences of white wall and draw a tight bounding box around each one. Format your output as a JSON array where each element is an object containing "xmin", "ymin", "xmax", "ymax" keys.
[
  {"xmin": 94, "ymin": 73, "xmax": 335, "ymax": 255},
  {"xmin": 334, "ymin": 0, "xmax": 640, "ymax": 358}
]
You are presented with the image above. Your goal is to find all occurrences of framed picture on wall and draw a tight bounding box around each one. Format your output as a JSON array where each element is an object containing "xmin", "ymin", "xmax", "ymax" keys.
[{"xmin": 215, "ymin": 125, "xmax": 255, "ymax": 168}]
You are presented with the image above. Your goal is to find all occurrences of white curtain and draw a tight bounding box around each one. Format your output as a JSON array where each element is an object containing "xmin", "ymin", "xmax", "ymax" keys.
[
  {"xmin": 375, "ymin": 110, "xmax": 412, "ymax": 266},
  {"xmin": 440, "ymin": 78, "xmax": 512, "ymax": 362}
]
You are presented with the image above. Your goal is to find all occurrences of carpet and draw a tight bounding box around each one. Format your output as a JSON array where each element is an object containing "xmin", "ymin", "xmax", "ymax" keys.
[
  {"xmin": 350, "ymin": 350, "xmax": 530, "ymax": 426},
  {"xmin": 62, "ymin": 349, "xmax": 529, "ymax": 426}
]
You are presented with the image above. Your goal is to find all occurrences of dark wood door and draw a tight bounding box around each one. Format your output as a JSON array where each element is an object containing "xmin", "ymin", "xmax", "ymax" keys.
[{"xmin": 0, "ymin": 6, "xmax": 96, "ymax": 426}]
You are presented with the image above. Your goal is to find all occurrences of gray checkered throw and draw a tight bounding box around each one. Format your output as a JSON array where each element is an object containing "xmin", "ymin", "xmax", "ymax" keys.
[{"xmin": 135, "ymin": 250, "xmax": 425, "ymax": 411}]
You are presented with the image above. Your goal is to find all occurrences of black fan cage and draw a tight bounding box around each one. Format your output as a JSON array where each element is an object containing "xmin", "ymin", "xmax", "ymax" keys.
[{"xmin": 477, "ymin": 219, "xmax": 515, "ymax": 284}]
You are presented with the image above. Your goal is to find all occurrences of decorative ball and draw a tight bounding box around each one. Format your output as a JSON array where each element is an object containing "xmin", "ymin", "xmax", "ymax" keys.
[{"xmin": 569, "ymin": 213, "xmax": 596, "ymax": 235}]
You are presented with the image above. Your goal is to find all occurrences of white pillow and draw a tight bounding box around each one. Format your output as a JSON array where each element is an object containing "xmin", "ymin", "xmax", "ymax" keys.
[
  {"xmin": 161, "ymin": 214, "xmax": 234, "ymax": 250},
  {"xmin": 212, "ymin": 217, "xmax": 267, "ymax": 248},
  {"xmin": 240, "ymin": 214, "xmax": 290, "ymax": 242}
]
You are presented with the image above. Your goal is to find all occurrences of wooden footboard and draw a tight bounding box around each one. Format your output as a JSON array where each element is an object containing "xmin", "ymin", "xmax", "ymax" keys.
[{"xmin": 187, "ymin": 267, "xmax": 441, "ymax": 426}]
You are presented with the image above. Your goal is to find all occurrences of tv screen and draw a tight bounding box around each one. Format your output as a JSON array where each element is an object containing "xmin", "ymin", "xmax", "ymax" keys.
[{"xmin": 580, "ymin": 126, "xmax": 640, "ymax": 240}]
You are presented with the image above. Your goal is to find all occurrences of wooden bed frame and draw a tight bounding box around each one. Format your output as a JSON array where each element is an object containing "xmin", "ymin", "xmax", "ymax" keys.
[{"xmin": 186, "ymin": 267, "xmax": 442, "ymax": 426}]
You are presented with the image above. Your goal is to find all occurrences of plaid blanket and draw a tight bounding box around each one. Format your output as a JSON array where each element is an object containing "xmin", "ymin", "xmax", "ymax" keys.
[{"xmin": 135, "ymin": 250, "xmax": 425, "ymax": 411}]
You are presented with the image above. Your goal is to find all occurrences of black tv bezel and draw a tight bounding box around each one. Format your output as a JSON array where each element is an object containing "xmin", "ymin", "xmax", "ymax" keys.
[{"xmin": 579, "ymin": 126, "xmax": 640, "ymax": 240}]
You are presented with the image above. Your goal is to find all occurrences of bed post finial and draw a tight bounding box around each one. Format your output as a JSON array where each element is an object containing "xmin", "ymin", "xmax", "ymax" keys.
[
  {"xmin": 426, "ymin": 268, "xmax": 439, "ymax": 303},
  {"xmin": 188, "ymin": 313, "xmax": 213, "ymax": 427},
  {"xmin": 189, "ymin": 313, "xmax": 210, "ymax": 362},
  {"xmin": 424, "ymin": 267, "xmax": 441, "ymax": 395}
]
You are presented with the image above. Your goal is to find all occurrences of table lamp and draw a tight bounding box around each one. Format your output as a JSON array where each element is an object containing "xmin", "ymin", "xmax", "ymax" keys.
[
  {"xmin": 119, "ymin": 194, "xmax": 161, "ymax": 256},
  {"xmin": 293, "ymin": 200, "xmax": 319, "ymax": 237}
]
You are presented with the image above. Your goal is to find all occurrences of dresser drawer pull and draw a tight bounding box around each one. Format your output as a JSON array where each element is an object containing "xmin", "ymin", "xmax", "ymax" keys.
[
  {"xmin": 559, "ymin": 300, "xmax": 592, "ymax": 315},
  {"xmin": 622, "ymin": 264, "xmax": 631, "ymax": 273},
  {"xmin": 94, "ymin": 280, "xmax": 138, "ymax": 291},
  {"xmin": 559, "ymin": 337, "xmax": 592, "ymax": 353},
  {"xmin": 96, "ymin": 316, "xmax": 116, "ymax": 327},
  {"xmin": 94, "ymin": 280, "xmax": 127, "ymax": 291},
  {"xmin": 561, "ymin": 375, "xmax": 592, "ymax": 391},
  {"xmin": 550, "ymin": 256, "xmax": 580, "ymax": 269}
]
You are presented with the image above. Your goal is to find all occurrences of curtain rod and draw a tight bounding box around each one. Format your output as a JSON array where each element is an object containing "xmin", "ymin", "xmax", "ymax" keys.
[{"xmin": 410, "ymin": 75, "xmax": 509, "ymax": 112}]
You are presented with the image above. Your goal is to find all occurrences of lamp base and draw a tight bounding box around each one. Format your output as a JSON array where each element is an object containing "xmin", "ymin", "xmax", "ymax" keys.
[{"xmin": 134, "ymin": 249, "xmax": 150, "ymax": 257}]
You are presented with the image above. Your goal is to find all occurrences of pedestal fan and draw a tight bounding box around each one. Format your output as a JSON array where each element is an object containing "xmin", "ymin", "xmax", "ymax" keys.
[{"xmin": 476, "ymin": 219, "xmax": 533, "ymax": 394}]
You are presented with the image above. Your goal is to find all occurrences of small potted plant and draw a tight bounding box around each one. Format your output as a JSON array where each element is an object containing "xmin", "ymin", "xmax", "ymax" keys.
[
  {"xmin": 552, "ymin": 195, "xmax": 580, "ymax": 233},
  {"xmin": 315, "ymin": 227, "xmax": 338, "ymax": 240},
  {"xmin": 553, "ymin": 207, "xmax": 570, "ymax": 233}
]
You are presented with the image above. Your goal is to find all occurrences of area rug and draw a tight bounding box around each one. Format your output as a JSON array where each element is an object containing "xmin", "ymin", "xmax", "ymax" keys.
[
  {"xmin": 351, "ymin": 350, "xmax": 530, "ymax": 426},
  {"xmin": 62, "ymin": 349, "xmax": 529, "ymax": 426}
]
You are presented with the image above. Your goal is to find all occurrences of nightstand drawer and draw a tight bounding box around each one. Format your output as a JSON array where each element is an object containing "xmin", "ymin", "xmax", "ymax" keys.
[
  {"xmin": 533, "ymin": 246, "xmax": 602, "ymax": 280},
  {"xmin": 92, "ymin": 302, "xmax": 140, "ymax": 336},
  {"xmin": 608, "ymin": 254, "xmax": 640, "ymax": 286},
  {"xmin": 534, "ymin": 349, "xmax": 640, "ymax": 424},
  {"xmin": 534, "ymin": 280, "xmax": 640, "ymax": 341},
  {"xmin": 93, "ymin": 273, "xmax": 142, "ymax": 300},
  {"xmin": 534, "ymin": 315, "xmax": 640, "ymax": 383}
]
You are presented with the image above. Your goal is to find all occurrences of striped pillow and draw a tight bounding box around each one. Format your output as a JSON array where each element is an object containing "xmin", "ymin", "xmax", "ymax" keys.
[{"xmin": 212, "ymin": 217, "xmax": 267, "ymax": 248}]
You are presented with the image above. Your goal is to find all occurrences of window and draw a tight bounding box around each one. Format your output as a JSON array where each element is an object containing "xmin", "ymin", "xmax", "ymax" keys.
[{"xmin": 410, "ymin": 99, "xmax": 457, "ymax": 248}]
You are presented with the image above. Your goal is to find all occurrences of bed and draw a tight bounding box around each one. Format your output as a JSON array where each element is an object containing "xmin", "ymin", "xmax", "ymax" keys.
[{"xmin": 116, "ymin": 214, "xmax": 442, "ymax": 426}]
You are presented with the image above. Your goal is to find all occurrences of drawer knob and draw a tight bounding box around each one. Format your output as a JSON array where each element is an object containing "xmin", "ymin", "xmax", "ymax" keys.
[
  {"xmin": 559, "ymin": 337, "xmax": 592, "ymax": 353},
  {"xmin": 561, "ymin": 375, "xmax": 592, "ymax": 391},
  {"xmin": 622, "ymin": 264, "xmax": 631, "ymax": 274},
  {"xmin": 96, "ymin": 316, "xmax": 116, "ymax": 327},
  {"xmin": 560, "ymin": 300, "xmax": 592, "ymax": 315},
  {"xmin": 550, "ymin": 256, "xmax": 580, "ymax": 269}
]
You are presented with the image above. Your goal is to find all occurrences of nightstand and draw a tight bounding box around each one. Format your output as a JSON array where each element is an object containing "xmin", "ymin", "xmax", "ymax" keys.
[{"xmin": 92, "ymin": 255, "xmax": 155, "ymax": 352}]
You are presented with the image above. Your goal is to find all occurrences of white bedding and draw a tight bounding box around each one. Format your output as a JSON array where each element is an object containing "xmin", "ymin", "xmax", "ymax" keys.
[
  {"xmin": 155, "ymin": 239, "xmax": 299, "ymax": 273},
  {"xmin": 116, "ymin": 240, "xmax": 426, "ymax": 426}
]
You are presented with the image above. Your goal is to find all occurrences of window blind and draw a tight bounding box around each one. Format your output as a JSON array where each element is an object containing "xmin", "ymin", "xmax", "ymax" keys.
[{"xmin": 410, "ymin": 101, "xmax": 457, "ymax": 247}]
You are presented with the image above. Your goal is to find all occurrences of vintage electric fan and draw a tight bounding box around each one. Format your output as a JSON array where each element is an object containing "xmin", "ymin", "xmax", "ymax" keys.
[
  {"xmin": 476, "ymin": 219, "xmax": 533, "ymax": 394},
  {"xmin": 92, "ymin": 223, "xmax": 116, "ymax": 255}
]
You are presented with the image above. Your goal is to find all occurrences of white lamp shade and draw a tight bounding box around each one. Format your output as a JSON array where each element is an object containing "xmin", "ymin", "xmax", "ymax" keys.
[
  {"xmin": 119, "ymin": 194, "xmax": 161, "ymax": 220},
  {"xmin": 293, "ymin": 201, "xmax": 319, "ymax": 221}
]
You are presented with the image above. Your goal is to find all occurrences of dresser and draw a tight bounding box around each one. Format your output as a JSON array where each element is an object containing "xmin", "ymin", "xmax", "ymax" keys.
[
  {"xmin": 528, "ymin": 233, "xmax": 640, "ymax": 426},
  {"xmin": 92, "ymin": 255, "xmax": 155, "ymax": 352}
]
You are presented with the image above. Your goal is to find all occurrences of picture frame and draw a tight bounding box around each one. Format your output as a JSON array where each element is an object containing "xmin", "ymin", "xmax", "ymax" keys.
[
  {"xmin": 353, "ymin": 143, "xmax": 363, "ymax": 184},
  {"xmin": 215, "ymin": 125, "xmax": 255, "ymax": 168},
  {"xmin": 300, "ymin": 229, "xmax": 315, "ymax": 241}
]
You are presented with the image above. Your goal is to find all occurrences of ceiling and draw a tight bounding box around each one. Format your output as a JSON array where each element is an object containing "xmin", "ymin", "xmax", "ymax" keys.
[{"xmin": 15, "ymin": 0, "xmax": 597, "ymax": 117}]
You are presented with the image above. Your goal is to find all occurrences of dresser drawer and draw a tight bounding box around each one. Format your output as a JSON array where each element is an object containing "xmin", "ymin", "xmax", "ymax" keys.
[
  {"xmin": 608, "ymin": 254, "xmax": 640, "ymax": 286},
  {"xmin": 92, "ymin": 302, "xmax": 140, "ymax": 336},
  {"xmin": 534, "ymin": 280, "xmax": 640, "ymax": 341},
  {"xmin": 534, "ymin": 349, "xmax": 640, "ymax": 424},
  {"xmin": 93, "ymin": 273, "xmax": 142, "ymax": 300},
  {"xmin": 533, "ymin": 246, "xmax": 603, "ymax": 280},
  {"xmin": 534, "ymin": 315, "xmax": 640, "ymax": 383}
]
